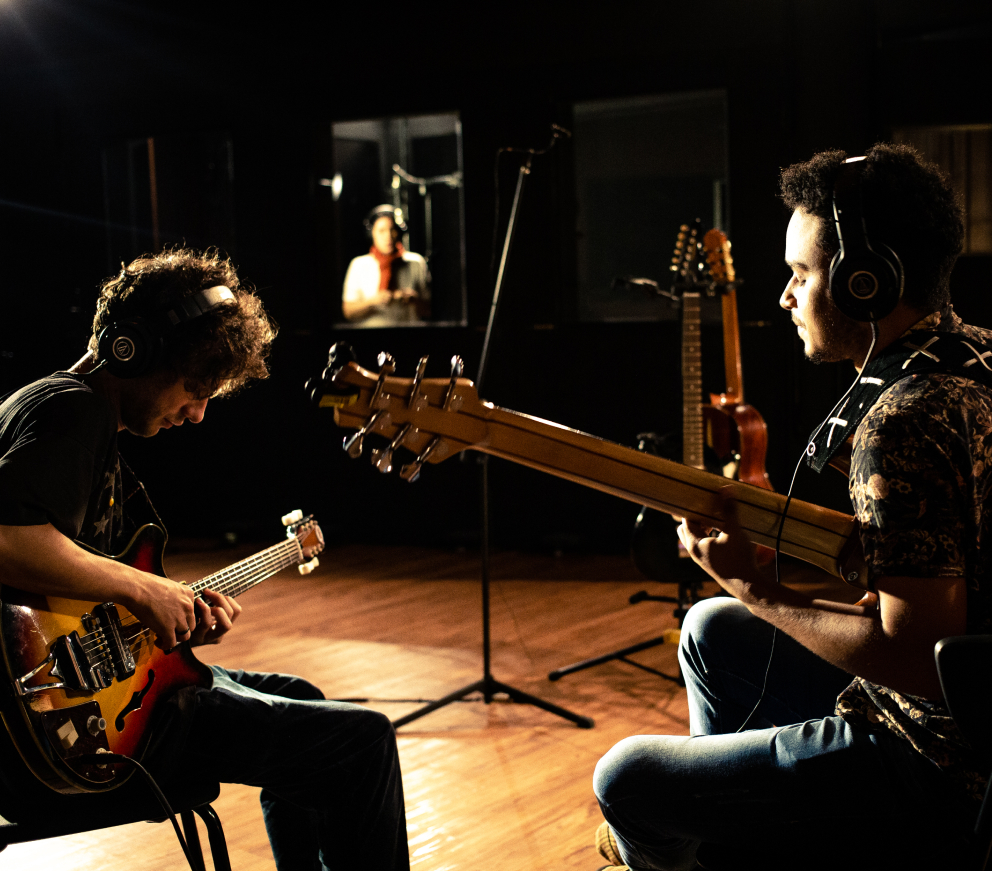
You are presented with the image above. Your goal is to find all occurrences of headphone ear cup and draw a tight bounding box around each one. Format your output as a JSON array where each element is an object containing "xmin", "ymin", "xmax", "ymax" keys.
[
  {"xmin": 828, "ymin": 242, "xmax": 903, "ymax": 323},
  {"xmin": 97, "ymin": 318, "xmax": 162, "ymax": 378}
]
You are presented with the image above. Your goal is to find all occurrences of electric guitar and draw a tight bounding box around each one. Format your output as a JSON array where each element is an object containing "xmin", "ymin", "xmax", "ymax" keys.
[
  {"xmin": 0, "ymin": 512, "xmax": 323, "ymax": 794},
  {"xmin": 308, "ymin": 349, "xmax": 866, "ymax": 586},
  {"xmin": 632, "ymin": 224, "xmax": 776, "ymax": 578}
]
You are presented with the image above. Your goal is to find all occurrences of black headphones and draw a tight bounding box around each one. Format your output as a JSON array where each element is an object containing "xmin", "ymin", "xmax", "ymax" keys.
[
  {"xmin": 97, "ymin": 286, "xmax": 236, "ymax": 378},
  {"xmin": 363, "ymin": 204, "xmax": 407, "ymax": 238},
  {"xmin": 829, "ymin": 156, "xmax": 904, "ymax": 323}
]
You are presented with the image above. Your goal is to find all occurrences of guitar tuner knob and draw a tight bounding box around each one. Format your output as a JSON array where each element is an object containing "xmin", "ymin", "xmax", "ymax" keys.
[
  {"xmin": 399, "ymin": 462, "xmax": 422, "ymax": 482},
  {"xmin": 281, "ymin": 509, "xmax": 304, "ymax": 527},
  {"xmin": 298, "ymin": 557, "xmax": 320, "ymax": 575},
  {"xmin": 343, "ymin": 431, "xmax": 364, "ymax": 458}
]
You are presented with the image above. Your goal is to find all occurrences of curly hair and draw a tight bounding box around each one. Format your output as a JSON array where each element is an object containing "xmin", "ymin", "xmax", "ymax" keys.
[
  {"xmin": 88, "ymin": 247, "xmax": 277, "ymax": 397},
  {"xmin": 779, "ymin": 143, "xmax": 964, "ymax": 311}
]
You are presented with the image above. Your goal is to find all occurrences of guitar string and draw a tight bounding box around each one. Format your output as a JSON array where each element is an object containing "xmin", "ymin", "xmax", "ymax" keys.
[{"xmin": 75, "ymin": 538, "xmax": 306, "ymax": 660}]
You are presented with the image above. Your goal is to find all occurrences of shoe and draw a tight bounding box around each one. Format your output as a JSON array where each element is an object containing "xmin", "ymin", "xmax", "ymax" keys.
[{"xmin": 595, "ymin": 821, "xmax": 625, "ymax": 866}]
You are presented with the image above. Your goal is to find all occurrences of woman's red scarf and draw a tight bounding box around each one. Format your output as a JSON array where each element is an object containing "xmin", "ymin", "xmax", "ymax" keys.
[{"xmin": 370, "ymin": 243, "xmax": 406, "ymax": 291}]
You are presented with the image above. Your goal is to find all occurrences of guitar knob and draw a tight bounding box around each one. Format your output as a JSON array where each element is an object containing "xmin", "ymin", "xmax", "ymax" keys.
[
  {"xmin": 298, "ymin": 557, "xmax": 320, "ymax": 575},
  {"xmin": 282, "ymin": 510, "xmax": 303, "ymax": 527},
  {"xmin": 87, "ymin": 715, "xmax": 107, "ymax": 736}
]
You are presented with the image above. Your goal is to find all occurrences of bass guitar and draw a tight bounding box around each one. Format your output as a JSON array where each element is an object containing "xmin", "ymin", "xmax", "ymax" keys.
[
  {"xmin": 308, "ymin": 350, "xmax": 865, "ymax": 586},
  {"xmin": 0, "ymin": 511, "xmax": 323, "ymax": 794}
]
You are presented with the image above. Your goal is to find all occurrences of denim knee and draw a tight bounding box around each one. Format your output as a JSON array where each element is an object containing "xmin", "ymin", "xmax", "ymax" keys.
[
  {"xmin": 594, "ymin": 735, "xmax": 660, "ymax": 808},
  {"xmin": 681, "ymin": 597, "xmax": 747, "ymax": 650}
]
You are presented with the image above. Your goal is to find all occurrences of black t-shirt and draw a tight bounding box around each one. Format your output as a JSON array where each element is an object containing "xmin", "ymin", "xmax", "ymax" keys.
[{"xmin": 0, "ymin": 372, "xmax": 126, "ymax": 553}]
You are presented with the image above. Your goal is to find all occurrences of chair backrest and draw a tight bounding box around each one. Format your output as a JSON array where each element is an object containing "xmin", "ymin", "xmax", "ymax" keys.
[
  {"xmin": 935, "ymin": 634, "xmax": 992, "ymax": 871},
  {"xmin": 935, "ymin": 635, "xmax": 992, "ymax": 758}
]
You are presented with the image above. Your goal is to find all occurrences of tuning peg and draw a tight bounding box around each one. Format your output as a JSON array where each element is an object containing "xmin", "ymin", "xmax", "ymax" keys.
[
  {"xmin": 343, "ymin": 410, "xmax": 388, "ymax": 458},
  {"xmin": 442, "ymin": 356, "xmax": 465, "ymax": 411},
  {"xmin": 400, "ymin": 435, "xmax": 450, "ymax": 482},
  {"xmin": 371, "ymin": 424, "xmax": 413, "ymax": 474},
  {"xmin": 307, "ymin": 343, "xmax": 360, "ymax": 408},
  {"xmin": 408, "ymin": 356, "xmax": 429, "ymax": 410},
  {"xmin": 376, "ymin": 351, "xmax": 396, "ymax": 373},
  {"xmin": 367, "ymin": 352, "xmax": 397, "ymax": 411},
  {"xmin": 281, "ymin": 509, "xmax": 303, "ymax": 527},
  {"xmin": 298, "ymin": 557, "xmax": 320, "ymax": 575}
]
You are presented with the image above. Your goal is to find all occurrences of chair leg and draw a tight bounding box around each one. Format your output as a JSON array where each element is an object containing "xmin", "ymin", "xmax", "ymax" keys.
[
  {"xmin": 193, "ymin": 803, "xmax": 233, "ymax": 871},
  {"xmin": 179, "ymin": 808, "xmax": 208, "ymax": 871}
]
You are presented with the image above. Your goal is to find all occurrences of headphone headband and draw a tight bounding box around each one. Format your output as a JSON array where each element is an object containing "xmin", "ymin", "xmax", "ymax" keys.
[
  {"xmin": 828, "ymin": 157, "xmax": 904, "ymax": 323},
  {"xmin": 98, "ymin": 285, "xmax": 236, "ymax": 378}
]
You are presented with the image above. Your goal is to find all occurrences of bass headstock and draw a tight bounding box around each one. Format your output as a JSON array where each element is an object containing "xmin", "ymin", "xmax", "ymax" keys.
[{"xmin": 306, "ymin": 344, "xmax": 487, "ymax": 483}]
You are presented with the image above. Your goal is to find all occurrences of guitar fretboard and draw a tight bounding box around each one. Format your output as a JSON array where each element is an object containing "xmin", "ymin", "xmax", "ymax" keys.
[
  {"xmin": 189, "ymin": 537, "xmax": 303, "ymax": 600},
  {"xmin": 682, "ymin": 292, "xmax": 704, "ymax": 470}
]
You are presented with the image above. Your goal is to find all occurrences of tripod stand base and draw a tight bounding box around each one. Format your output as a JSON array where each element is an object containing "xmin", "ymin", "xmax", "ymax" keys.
[{"xmin": 391, "ymin": 675, "xmax": 594, "ymax": 729}]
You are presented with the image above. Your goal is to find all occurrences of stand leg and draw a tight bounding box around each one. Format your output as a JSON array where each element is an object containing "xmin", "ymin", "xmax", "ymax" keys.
[{"xmin": 548, "ymin": 632, "xmax": 681, "ymax": 682}]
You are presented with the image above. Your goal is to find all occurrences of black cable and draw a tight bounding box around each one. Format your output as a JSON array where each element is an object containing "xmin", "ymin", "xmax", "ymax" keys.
[
  {"xmin": 734, "ymin": 322, "xmax": 879, "ymax": 732},
  {"xmin": 74, "ymin": 753, "xmax": 200, "ymax": 871}
]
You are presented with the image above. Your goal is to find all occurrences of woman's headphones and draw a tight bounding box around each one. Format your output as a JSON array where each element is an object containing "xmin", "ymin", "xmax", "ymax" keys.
[
  {"xmin": 829, "ymin": 156, "xmax": 905, "ymax": 323},
  {"xmin": 363, "ymin": 204, "xmax": 407, "ymax": 237},
  {"xmin": 97, "ymin": 286, "xmax": 236, "ymax": 378}
]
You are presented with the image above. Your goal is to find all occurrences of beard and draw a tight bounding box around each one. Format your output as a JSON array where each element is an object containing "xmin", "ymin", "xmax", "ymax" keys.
[{"xmin": 800, "ymin": 302, "xmax": 873, "ymax": 365}]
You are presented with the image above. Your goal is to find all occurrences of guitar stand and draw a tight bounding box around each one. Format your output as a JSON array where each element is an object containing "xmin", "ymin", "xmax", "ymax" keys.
[{"xmin": 547, "ymin": 575, "xmax": 706, "ymax": 686}]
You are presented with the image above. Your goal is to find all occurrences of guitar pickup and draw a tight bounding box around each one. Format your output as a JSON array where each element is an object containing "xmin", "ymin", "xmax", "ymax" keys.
[{"xmin": 93, "ymin": 603, "xmax": 136, "ymax": 680}]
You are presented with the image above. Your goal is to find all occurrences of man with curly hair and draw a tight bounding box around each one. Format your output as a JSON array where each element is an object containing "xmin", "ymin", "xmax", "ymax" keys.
[
  {"xmin": 0, "ymin": 248, "xmax": 410, "ymax": 870},
  {"xmin": 593, "ymin": 144, "xmax": 990, "ymax": 870}
]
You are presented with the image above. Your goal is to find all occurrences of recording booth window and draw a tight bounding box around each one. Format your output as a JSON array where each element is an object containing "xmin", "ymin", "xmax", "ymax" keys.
[
  {"xmin": 323, "ymin": 112, "xmax": 467, "ymax": 329},
  {"xmin": 569, "ymin": 89, "xmax": 729, "ymax": 325}
]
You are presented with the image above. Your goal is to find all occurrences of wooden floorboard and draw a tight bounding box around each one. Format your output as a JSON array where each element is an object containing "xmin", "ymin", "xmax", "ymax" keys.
[{"xmin": 0, "ymin": 541, "xmax": 844, "ymax": 870}]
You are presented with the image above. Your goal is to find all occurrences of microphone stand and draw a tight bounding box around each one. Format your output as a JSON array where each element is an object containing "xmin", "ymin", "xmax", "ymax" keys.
[{"xmin": 391, "ymin": 127, "xmax": 593, "ymax": 730}]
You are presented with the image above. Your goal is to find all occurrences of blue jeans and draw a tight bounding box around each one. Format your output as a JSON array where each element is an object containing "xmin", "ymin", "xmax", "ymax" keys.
[
  {"xmin": 150, "ymin": 666, "xmax": 409, "ymax": 871},
  {"xmin": 593, "ymin": 598, "xmax": 973, "ymax": 870}
]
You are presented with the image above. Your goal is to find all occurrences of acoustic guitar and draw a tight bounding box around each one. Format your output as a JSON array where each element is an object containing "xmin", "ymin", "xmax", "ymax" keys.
[
  {"xmin": 309, "ymin": 350, "xmax": 866, "ymax": 587},
  {"xmin": 632, "ymin": 224, "xmax": 775, "ymax": 577},
  {"xmin": 0, "ymin": 512, "xmax": 323, "ymax": 794}
]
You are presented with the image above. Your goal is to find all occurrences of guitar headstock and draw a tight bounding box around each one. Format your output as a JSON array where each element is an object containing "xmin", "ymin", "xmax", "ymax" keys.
[
  {"xmin": 281, "ymin": 511, "xmax": 324, "ymax": 574},
  {"xmin": 669, "ymin": 219, "xmax": 704, "ymax": 293},
  {"xmin": 306, "ymin": 344, "xmax": 487, "ymax": 482},
  {"xmin": 283, "ymin": 513, "xmax": 324, "ymax": 559},
  {"xmin": 703, "ymin": 228, "xmax": 738, "ymax": 288}
]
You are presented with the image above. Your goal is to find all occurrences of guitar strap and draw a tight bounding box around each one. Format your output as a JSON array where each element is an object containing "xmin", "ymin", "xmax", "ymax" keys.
[{"xmin": 805, "ymin": 330, "xmax": 992, "ymax": 474}]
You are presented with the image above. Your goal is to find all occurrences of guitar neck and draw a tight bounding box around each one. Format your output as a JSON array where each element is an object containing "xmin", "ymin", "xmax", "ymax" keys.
[
  {"xmin": 682, "ymin": 291, "xmax": 705, "ymax": 469},
  {"xmin": 461, "ymin": 405, "xmax": 861, "ymax": 583},
  {"xmin": 330, "ymin": 360, "xmax": 865, "ymax": 587},
  {"xmin": 189, "ymin": 538, "xmax": 303, "ymax": 599}
]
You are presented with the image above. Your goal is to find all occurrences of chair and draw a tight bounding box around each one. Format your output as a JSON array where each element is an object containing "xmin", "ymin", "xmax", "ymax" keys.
[
  {"xmin": 935, "ymin": 634, "xmax": 992, "ymax": 871},
  {"xmin": 0, "ymin": 756, "xmax": 232, "ymax": 871}
]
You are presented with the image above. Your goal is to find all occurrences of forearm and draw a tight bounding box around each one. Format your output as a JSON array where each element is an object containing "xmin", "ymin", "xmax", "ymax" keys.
[
  {"xmin": 0, "ymin": 523, "xmax": 146, "ymax": 607},
  {"xmin": 0, "ymin": 523, "xmax": 196, "ymax": 649},
  {"xmin": 738, "ymin": 579, "xmax": 947, "ymax": 699}
]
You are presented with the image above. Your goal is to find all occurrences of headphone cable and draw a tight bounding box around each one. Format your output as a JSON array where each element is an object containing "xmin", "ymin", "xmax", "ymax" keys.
[{"xmin": 734, "ymin": 322, "xmax": 878, "ymax": 732}]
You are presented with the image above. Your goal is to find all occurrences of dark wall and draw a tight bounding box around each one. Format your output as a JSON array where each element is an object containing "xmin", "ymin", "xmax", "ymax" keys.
[{"xmin": 0, "ymin": 0, "xmax": 988, "ymax": 552}]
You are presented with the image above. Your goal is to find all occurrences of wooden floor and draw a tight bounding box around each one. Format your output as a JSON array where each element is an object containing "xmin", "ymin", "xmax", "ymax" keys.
[{"xmin": 1, "ymin": 541, "xmax": 844, "ymax": 870}]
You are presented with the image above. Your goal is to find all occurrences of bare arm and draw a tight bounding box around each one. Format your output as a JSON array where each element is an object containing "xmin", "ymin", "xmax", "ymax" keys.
[
  {"xmin": 678, "ymin": 493, "xmax": 967, "ymax": 700},
  {"xmin": 0, "ymin": 523, "xmax": 197, "ymax": 650},
  {"xmin": 342, "ymin": 289, "xmax": 394, "ymax": 321}
]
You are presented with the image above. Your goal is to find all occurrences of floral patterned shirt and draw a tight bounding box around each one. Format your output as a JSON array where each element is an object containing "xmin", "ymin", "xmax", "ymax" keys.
[{"xmin": 836, "ymin": 306, "xmax": 992, "ymax": 804}]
